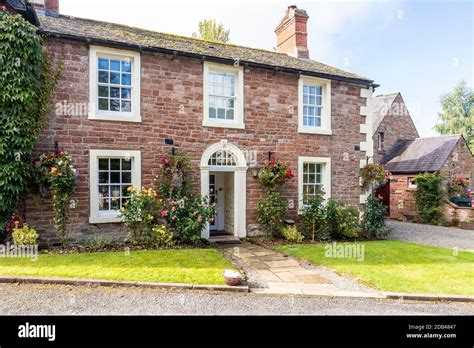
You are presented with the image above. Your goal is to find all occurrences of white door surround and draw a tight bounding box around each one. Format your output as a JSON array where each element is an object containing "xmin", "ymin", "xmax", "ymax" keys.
[{"xmin": 200, "ymin": 141, "xmax": 248, "ymax": 239}]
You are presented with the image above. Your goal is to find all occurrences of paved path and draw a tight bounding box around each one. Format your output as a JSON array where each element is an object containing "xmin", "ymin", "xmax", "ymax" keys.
[
  {"xmin": 0, "ymin": 283, "xmax": 472, "ymax": 315},
  {"xmin": 221, "ymin": 242, "xmax": 382, "ymax": 297},
  {"xmin": 387, "ymin": 220, "xmax": 474, "ymax": 250}
]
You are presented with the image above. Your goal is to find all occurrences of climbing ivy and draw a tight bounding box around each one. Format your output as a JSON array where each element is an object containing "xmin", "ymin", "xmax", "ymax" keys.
[{"xmin": 0, "ymin": 12, "xmax": 61, "ymax": 230}]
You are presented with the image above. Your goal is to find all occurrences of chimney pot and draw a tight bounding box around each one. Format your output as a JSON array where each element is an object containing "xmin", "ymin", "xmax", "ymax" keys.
[{"xmin": 275, "ymin": 5, "xmax": 310, "ymax": 59}]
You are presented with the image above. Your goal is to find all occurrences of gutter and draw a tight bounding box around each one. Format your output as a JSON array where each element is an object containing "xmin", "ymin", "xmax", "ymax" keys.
[{"xmin": 38, "ymin": 29, "xmax": 379, "ymax": 89}]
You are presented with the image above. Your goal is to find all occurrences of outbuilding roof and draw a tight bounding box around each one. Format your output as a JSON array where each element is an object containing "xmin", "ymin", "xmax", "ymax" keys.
[{"xmin": 381, "ymin": 135, "xmax": 462, "ymax": 173}]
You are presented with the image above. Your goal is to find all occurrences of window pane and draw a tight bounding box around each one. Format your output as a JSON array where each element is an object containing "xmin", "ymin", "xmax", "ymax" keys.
[
  {"xmin": 121, "ymin": 88, "xmax": 131, "ymax": 99},
  {"xmin": 111, "ymin": 197, "xmax": 120, "ymax": 210},
  {"xmin": 122, "ymin": 171, "xmax": 132, "ymax": 183},
  {"xmin": 308, "ymin": 163, "xmax": 315, "ymax": 173},
  {"xmin": 122, "ymin": 159, "xmax": 132, "ymax": 170},
  {"xmin": 99, "ymin": 172, "xmax": 109, "ymax": 184},
  {"xmin": 309, "ymin": 174, "xmax": 315, "ymax": 183},
  {"xmin": 315, "ymin": 117, "xmax": 321, "ymax": 127},
  {"xmin": 110, "ymin": 159, "xmax": 120, "ymax": 170},
  {"xmin": 99, "ymin": 198, "xmax": 110, "ymax": 211},
  {"xmin": 121, "ymin": 60, "xmax": 132, "ymax": 73},
  {"xmin": 110, "ymin": 99, "xmax": 120, "ymax": 111},
  {"xmin": 110, "ymin": 72, "xmax": 120, "ymax": 84},
  {"xmin": 209, "ymin": 107, "xmax": 216, "ymax": 118},
  {"xmin": 98, "ymin": 86, "xmax": 108, "ymax": 97},
  {"xmin": 110, "ymin": 59, "xmax": 120, "ymax": 72},
  {"xmin": 98, "ymin": 185, "xmax": 109, "ymax": 197},
  {"xmin": 226, "ymin": 109, "xmax": 234, "ymax": 120},
  {"xmin": 98, "ymin": 98, "xmax": 108, "ymax": 111},
  {"xmin": 99, "ymin": 159, "xmax": 109, "ymax": 170},
  {"xmin": 98, "ymin": 71, "xmax": 108, "ymax": 83},
  {"xmin": 121, "ymin": 73, "xmax": 131, "ymax": 86},
  {"xmin": 121, "ymin": 101, "xmax": 131, "ymax": 112},
  {"xmin": 110, "ymin": 186, "xmax": 121, "ymax": 198},
  {"xmin": 217, "ymin": 108, "xmax": 225, "ymax": 119},
  {"xmin": 98, "ymin": 58, "xmax": 109, "ymax": 70},
  {"xmin": 110, "ymin": 87, "xmax": 120, "ymax": 98},
  {"xmin": 315, "ymin": 86, "xmax": 322, "ymax": 95},
  {"xmin": 110, "ymin": 172, "xmax": 121, "ymax": 184},
  {"xmin": 122, "ymin": 186, "xmax": 131, "ymax": 197}
]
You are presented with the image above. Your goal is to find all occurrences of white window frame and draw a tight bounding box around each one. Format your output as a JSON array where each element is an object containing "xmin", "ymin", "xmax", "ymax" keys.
[
  {"xmin": 89, "ymin": 46, "xmax": 141, "ymax": 122},
  {"xmin": 298, "ymin": 156, "xmax": 331, "ymax": 211},
  {"xmin": 377, "ymin": 132, "xmax": 385, "ymax": 151},
  {"xmin": 89, "ymin": 150, "xmax": 141, "ymax": 223},
  {"xmin": 203, "ymin": 62, "xmax": 244, "ymax": 129},
  {"xmin": 408, "ymin": 177, "xmax": 417, "ymax": 189},
  {"xmin": 298, "ymin": 76, "xmax": 332, "ymax": 135}
]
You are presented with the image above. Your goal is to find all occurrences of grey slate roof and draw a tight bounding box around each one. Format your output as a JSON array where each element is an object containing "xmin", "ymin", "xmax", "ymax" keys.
[
  {"xmin": 372, "ymin": 93, "xmax": 399, "ymax": 134},
  {"xmin": 381, "ymin": 135, "xmax": 461, "ymax": 173},
  {"xmin": 36, "ymin": 13, "xmax": 374, "ymax": 86}
]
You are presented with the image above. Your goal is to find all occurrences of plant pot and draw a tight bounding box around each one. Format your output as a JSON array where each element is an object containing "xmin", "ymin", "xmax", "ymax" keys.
[
  {"xmin": 450, "ymin": 197, "xmax": 472, "ymax": 208},
  {"xmin": 222, "ymin": 269, "xmax": 242, "ymax": 286},
  {"xmin": 460, "ymin": 222, "xmax": 474, "ymax": 230}
]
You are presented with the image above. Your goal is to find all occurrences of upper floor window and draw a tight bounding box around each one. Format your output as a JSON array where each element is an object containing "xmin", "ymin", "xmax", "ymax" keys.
[
  {"xmin": 203, "ymin": 62, "xmax": 244, "ymax": 129},
  {"xmin": 298, "ymin": 76, "xmax": 332, "ymax": 135},
  {"xmin": 89, "ymin": 46, "xmax": 141, "ymax": 122},
  {"xmin": 377, "ymin": 132, "xmax": 385, "ymax": 151}
]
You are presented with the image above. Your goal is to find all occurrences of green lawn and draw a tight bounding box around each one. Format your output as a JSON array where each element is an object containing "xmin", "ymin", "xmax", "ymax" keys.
[
  {"xmin": 275, "ymin": 241, "xmax": 474, "ymax": 295},
  {"xmin": 0, "ymin": 249, "xmax": 233, "ymax": 285}
]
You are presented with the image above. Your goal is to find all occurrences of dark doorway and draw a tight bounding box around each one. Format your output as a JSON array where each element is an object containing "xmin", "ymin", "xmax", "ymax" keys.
[{"xmin": 375, "ymin": 180, "xmax": 390, "ymax": 215}]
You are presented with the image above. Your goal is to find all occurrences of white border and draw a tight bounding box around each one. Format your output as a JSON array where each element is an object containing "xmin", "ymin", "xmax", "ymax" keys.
[
  {"xmin": 89, "ymin": 149, "xmax": 141, "ymax": 224},
  {"xmin": 298, "ymin": 156, "xmax": 332, "ymax": 211},
  {"xmin": 203, "ymin": 62, "xmax": 245, "ymax": 129},
  {"xmin": 298, "ymin": 76, "xmax": 332, "ymax": 135},
  {"xmin": 89, "ymin": 46, "xmax": 141, "ymax": 123}
]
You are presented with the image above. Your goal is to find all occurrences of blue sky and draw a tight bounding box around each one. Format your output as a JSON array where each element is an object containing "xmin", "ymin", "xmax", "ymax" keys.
[{"xmin": 60, "ymin": 0, "xmax": 473, "ymax": 136}]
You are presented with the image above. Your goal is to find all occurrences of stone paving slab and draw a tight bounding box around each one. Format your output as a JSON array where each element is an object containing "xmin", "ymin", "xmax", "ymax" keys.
[{"xmin": 221, "ymin": 242, "xmax": 383, "ymax": 297}]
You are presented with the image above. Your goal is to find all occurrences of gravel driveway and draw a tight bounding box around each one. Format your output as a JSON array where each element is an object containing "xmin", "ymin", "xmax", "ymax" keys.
[
  {"xmin": 0, "ymin": 283, "xmax": 473, "ymax": 315},
  {"xmin": 387, "ymin": 220, "xmax": 474, "ymax": 250}
]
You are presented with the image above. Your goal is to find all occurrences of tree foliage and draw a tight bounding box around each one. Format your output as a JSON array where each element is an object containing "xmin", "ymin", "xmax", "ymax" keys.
[
  {"xmin": 361, "ymin": 194, "xmax": 390, "ymax": 239},
  {"xmin": 434, "ymin": 81, "xmax": 474, "ymax": 152},
  {"xmin": 413, "ymin": 173, "xmax": 446, "ymax": 225},
  {"xmin": 192, "ymin": 19, "xmax": 230, "ymax": 43},
  {"xmin": 0, "ymin": 13, "xmax": 60, "ymax": 229}
]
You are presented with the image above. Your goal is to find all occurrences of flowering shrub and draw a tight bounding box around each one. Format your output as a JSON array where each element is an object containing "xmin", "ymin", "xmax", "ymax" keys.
[
  {"xmin": 447, "ymin": 176, "xmax": 470, "ymax": 199},
  {"xmin": 257, "ymin": 190, "xmax": 288, "ymax": 237},
  {"xmin": 150, "ymin": 225, "xmax": 174, "ymax": 247},
  {"xmin": 161, "ymin": 195, "xmax": 215, "ymax": 244},
  {"xmin": 360, "ymin": 163, "xmax": 389, "ymax": 190},
  {"xmin": 119, "ymin": 186, "xmax": 163, "ymax": 243},
  {"xmin": 414, "ymin": 173, "xmax": 446, "ymax": 225},
  {"xmin": 155, "ymin": 153, "xmax": 192, "ymax": 199},
  {"xmin": 1, "ymin": 212, "xmax": 25, "ymax": 243},
  {"xmin": 301, "ymin": 191, "xmax": 326, "ymax": 241},
  {"xmin": 281, "ymin": 225, "xmax": 304, "ymax": 242},
  {"xmin": 322, "ymin": 199, "xmax": 359, "ymax": 239},
  {"xmin": 257, "ymin": 159, "xmax": 293, "ymax": 190},
  {"xmin": 12, "ymin": 223, "xmax": 38, "ymax": 246},
  {"xmin": 35, "ymin": 149, "xmax": 76, "ymax": 246}
]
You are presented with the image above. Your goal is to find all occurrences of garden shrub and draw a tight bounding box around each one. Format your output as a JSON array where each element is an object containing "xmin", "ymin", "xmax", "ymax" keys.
[
  {"xmin": 12, "ymin": 223, "xmax": 38, "ymax": 246},
  {"xmin": 161, "ymin": 195, "xmax": 214, "ymax": 244},
  {"xmin": 149, "ymin": 225, "xmax": 175, "ymax": 247},
  {"xmin": 362, "ymin": 194, "xmax": 391, "ymax": 239},
  {"xmin": 155, "ymin": 153, "xmax": 192, "ymax": 199},
  {"xmin": 323, "ymin": 199, "xmax": 359, "ymax": 239},
  {"xmin": 84, "ymin": 233, "xmax": 115, "ymax": 249},
  {"xmin": 281, "ymin": 225, "xmax": 304, "ymax": 242},
  {"xmin": 257, "ymin": 190, "xmax": 288, "ymax": 237},
  {"xmin": 301, "ymin": 192, "xmax": 326, "ymax": 241},
  {"xmin": 0, "ymin": 13, "xmax": 60, "ymax": 231},
  {"xmin": 120, "ymin": 186, "xmax": 162, "ymax": 243},
  {"xmin": 413, "ymin": 173, "xmax": 446, "ymax": 225}
]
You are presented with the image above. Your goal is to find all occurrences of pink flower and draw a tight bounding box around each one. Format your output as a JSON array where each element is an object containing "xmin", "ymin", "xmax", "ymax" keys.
[
  {"xmin": 193, "ymin": 211, "xmax": 198, "ymax": 216},
  {"xmin": 197, "ymin": 216, "xmax": 203, "ymax": 223},
  {"xmin": 169, "ymin": 201, "xmax": 177, "ymax": 206},
  {"xmin": 172, "ymin": 216, "xmax": 177, "ymax": 221},
  {"xmin": 160, "ymin": 210, "xmax": 169, "ymax": 218},
  {"xmin": 210, "ymin": 217, "xmax": 215, "ymax": 223},
  {"xmin": 172, "ymin": 207, "xmax": 176, "ymax": 212}
]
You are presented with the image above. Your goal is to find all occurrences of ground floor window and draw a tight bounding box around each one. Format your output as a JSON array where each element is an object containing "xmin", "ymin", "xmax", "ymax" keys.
[
  {"xmin": 298, "ymin": 156, "xmax": 331, "ymax": 210},
  {"xmin": 89, "ymin": 150, "xmax": 141, "ymax": 223}
]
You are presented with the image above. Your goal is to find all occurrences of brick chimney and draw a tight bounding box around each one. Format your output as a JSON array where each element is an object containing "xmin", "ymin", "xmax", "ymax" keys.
[
  {"xmin": 30, "ymin": 0, "xmax": 59, "ymax": 16},
  {"xmin": 275, "ymin": 5, "xmax": 309, "ymax": 59}
]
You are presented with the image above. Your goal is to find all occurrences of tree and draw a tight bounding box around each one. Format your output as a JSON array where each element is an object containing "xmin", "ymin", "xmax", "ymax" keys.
[
  {"xmin": 434, "ymin": 81, "xmax": 474, "ymax": 152},
  {"xmin": 192, "ymin": 19, "xmax": 230, "ymax": 43}
]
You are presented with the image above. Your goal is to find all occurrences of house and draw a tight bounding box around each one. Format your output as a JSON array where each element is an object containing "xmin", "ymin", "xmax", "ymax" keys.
[
  {"xmin": 372, "ymin": 92, "xmax": 419, "ymax": 163},
  {"xmin": 3, "ymin": 1, "xmax": 377, "ymax": 243},
  {"xmin": 380, "ymin": 135, "xmax": 474, "ymax": 221}
]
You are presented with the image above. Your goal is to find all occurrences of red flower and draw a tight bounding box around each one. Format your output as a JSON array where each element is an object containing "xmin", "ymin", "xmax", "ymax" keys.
[
  {"xmin": 285, "ymin": 169, "xmax": 293, "ymax": 179},
  {"xmin": 54, "ymin": 147, "xmax": 62, "ymax": 156}
]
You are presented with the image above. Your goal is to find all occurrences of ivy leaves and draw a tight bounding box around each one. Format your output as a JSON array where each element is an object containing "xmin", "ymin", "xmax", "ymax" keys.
[{"xmin": 0, "ymin": 12, "xmax": 60, "ymax": 224}]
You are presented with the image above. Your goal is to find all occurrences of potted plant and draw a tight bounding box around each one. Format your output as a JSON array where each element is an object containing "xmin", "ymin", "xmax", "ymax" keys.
[{"xmin": 448, "ymin": 176, "xmax": 472, "ymax": 207}]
